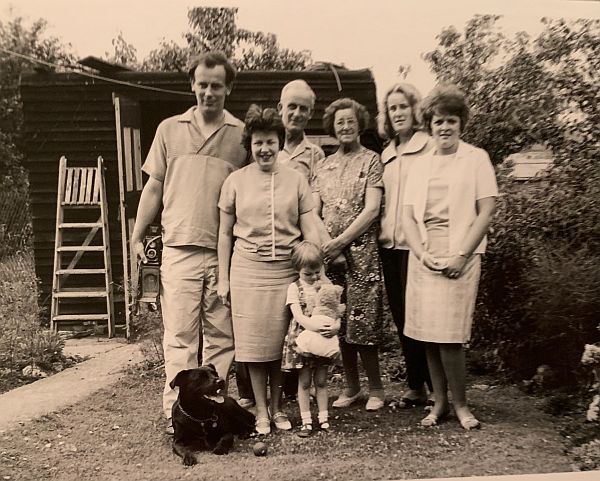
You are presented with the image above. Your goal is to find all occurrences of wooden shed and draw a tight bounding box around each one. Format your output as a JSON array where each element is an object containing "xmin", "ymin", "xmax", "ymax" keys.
[{"xmin": 19, "ymin": 61, "xmax": 380, "ymax": 336}]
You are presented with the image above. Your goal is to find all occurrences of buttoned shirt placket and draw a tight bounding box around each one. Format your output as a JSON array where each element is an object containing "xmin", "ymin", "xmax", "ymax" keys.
[{"xmin": 269, "ymin": 172, "xmax": 276, "ymax": 260}]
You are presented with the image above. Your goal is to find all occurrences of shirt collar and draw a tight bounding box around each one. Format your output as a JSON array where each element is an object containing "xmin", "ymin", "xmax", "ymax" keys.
[
  {"xmin": 381, "ymin": 130, "xmax": 431, "ymax": 165},
  {"xmin": 282, "ymin": 134, "xmax": 310, "ymax": 159},
  {"xmin": 177, "ymin": 107, "xmax": 241, "ymax": 127}
]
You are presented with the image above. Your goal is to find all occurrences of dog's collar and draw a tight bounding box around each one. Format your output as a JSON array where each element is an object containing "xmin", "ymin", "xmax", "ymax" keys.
[{"xmin": 177, "ymin": 402, "xmax": 218, "ymax": 427}]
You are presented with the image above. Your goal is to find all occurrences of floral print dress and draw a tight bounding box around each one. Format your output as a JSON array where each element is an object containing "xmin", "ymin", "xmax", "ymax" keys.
[{"xmin": 314, "ymin": 146, "xmax": 385, "ymax": 345}]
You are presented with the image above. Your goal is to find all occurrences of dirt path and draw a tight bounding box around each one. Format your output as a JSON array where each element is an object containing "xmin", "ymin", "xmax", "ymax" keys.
[{"xmin": 0, "ymin": 366, "xmax": 575, "ymax": 481}]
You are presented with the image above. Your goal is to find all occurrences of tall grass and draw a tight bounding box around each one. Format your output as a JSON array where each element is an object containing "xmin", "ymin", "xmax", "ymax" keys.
[
  {"xmin": 0, "ymin": 247, "xmax": 64, "ymax": 373},
  {"xmin": 0, "ymin": 190, "xmax": 32, "ymax": 260}
]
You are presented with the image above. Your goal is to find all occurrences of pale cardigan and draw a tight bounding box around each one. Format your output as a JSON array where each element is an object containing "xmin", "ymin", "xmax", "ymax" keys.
[
  {"xmin": 403, "ymin": 140, "xmax": 498, "ymax": 255},
  {"xmin": 379, "ymin": 131, "xmax": 434, "ymax": 249}
]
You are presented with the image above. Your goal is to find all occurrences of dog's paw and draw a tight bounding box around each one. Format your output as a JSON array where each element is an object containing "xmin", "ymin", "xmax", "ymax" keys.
[
  {"xmin": 212, "ymin": 445, "xmax": 230, "ymax": 455},
  {"xmin": 213, "ymin": 436, "xmax": 233, "ymax": 455},
  {"xmin": 182, "ymin": 453, "xmax": 197, "ymax": 466}
]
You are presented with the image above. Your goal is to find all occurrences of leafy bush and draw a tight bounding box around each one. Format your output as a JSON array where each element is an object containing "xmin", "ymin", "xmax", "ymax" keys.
[
  {"xmin": 0, "ymin": 252, "xmax": 66, "ymax": 373},
  {"xmin": 0, "ymin": 189, "xmax": 32, "ymax": 260},
  {"xmin": 572, "ymin": 439, "xmax": 600, "ymax": 471},
  {"xmin": 129, "ymin": 305, "xmax": 164, "ymax": 368}
]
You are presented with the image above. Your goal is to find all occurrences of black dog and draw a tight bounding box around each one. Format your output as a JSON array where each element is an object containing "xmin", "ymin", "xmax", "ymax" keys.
[{"xmin": 170, "ymin": 364, "xmax": 255, "ymax": 466}]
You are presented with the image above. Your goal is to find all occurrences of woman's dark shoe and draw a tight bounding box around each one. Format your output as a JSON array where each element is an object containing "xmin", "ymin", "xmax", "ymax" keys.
[
  {"xmin": 297, "ymin": 424, "xmax": 313, "ymax": 438},
  {"xmin": 397, "ymin": 396, "xmax": 427, "ymax": 408}
]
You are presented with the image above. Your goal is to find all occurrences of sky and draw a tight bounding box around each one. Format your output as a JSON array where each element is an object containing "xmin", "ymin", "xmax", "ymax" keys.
[{"xmin": 1, "ymin": 0, "xmax": 599, "ymax": 101}]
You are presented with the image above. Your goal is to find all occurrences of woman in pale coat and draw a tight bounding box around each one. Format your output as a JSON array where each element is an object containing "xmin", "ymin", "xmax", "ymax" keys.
[
  {"xmin": 378, "ymin": 83, "xmax": 434, "ymax": 408},
  {"xmin": 402, "ymin": 85, "xmax": 497, "ymax": 430}
]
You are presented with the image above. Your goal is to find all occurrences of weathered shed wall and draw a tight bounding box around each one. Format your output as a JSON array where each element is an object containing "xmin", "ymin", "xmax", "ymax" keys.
[{"xmin": 20, "ymin": 69, "xmax": 380, "ymax": 325}]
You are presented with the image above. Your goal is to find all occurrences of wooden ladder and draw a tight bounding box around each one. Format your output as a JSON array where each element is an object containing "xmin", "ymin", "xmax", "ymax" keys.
[{"xmin": 51, "ymin": 156, "xmax": 115, "ymax": 337}]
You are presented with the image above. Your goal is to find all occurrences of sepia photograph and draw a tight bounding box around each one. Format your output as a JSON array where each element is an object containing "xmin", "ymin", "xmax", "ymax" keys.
[{"xmin": 0, "ymin": 1, "xmax": 599, "ymax": 480}]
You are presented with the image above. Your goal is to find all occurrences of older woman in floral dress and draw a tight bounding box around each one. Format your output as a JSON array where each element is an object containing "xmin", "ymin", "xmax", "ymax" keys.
[{"xmin": 313, "ymin": 98, "xmax": 386, "ymax": 411}]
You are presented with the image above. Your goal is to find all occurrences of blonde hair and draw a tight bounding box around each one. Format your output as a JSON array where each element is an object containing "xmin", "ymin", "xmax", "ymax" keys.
[
  {"xmin": 291, "ymin": 241, "xmax": 323, "ymax": 272},
  {"xmin": 378, "ymin": 82, "xmax": 423, "ymax": 140}
]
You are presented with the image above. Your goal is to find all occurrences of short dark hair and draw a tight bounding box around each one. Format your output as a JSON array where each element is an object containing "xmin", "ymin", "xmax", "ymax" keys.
[
  {"xmin": 241, "ymin": 104, "xmax": 285, "ymax": 152},
  {"xmin": 322, "ymin": 98, "xmax": 370, "ymax": 137},
  {"xmin": 421, "ymin": 84, "xmax": 470, "ymax": 134},
  {"xmin": 291, "ymin": 241, "xmax": 323, "ymax": 272},
  {"xmin": 187, "ymin": 51, "xmax": 236, "ymax": 86},
  {"xmin": 378, "ymin": 83, "xmax": 423, "ymax": 140}
]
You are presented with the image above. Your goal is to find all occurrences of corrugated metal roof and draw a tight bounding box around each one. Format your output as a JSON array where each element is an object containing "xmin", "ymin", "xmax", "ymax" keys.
[{"xmin": 20, "ymin": 68, "xmax": 380, "ymax": 324}]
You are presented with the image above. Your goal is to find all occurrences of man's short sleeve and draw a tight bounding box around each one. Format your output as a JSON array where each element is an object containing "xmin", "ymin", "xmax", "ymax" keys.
[
  {"xmin": 298, "ymin": 176, "xmax": 315, "ymax": 214},
  {"xmin": 309, "ymin": 145, "xmax": 326, "ymax": 187},
  {"xmin": 141, "ymin": 122, "xmax": 167, "ymax": 182},
  {"xmin": 218, "ymin": 174, "xmax": 236, "ymax": 214},
  {"xmin": 286, "ymin": 282, "xmax": 300, "ymax": 306},
  {"xmin": 475, "ymin": 151, "xmax": 499, "ymax": 200}
]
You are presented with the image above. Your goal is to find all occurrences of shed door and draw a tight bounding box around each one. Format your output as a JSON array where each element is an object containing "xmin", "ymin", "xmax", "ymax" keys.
[{"xmin": 113, "ymin": 94, "xmax": 143, "ymax": 336}]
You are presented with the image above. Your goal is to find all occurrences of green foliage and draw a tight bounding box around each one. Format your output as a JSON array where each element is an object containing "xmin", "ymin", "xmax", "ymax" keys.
[
  {"xmin": 0, "ymin": 252, "xmax": 65, "ymax": 372},
  {"xmin": 0, "ymin": 15, "xmax": 75, "ymax": 195},
  {"xmin": 424, "ymin": 16, "xmax": 600, "ymax": 381},
  {"xmin": 0, "ymin": 190, "xmax": 32, "ymax": 259},
  {"xmin": 141, "ymin": 39, "xmax": 188, "ymax": 72},
  {"xmin": 572, "ymin": 439, "xmax": 600, "ymax": 471},
  {"xmin": 130, "ymin": 305, "xmax": 164, "ymax": 368},
  {"xmin": 105, "ymin": 31, "xmax": 138, "ymax": 67},
  {"xmin": 138, "ymin": 6, "xmax": 311, "ymax": 72}
]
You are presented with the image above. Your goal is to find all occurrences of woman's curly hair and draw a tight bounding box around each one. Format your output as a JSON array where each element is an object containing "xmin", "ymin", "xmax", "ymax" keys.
[
  {"xmin": 421, "ymin": 84, "xmax": 470, "ymax": 134},
  {"xmin": 241, "ymin": 104, "xmax": 285, "ymax": 152},
  {"xmin": 322, "ymin": 98, "xmax": 370, "ymax": 137}
]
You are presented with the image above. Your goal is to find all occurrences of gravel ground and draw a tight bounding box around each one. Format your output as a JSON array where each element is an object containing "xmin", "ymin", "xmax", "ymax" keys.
[{"xmin": 0, "ymin": 365, "xmax": 576, "ymax": 481}]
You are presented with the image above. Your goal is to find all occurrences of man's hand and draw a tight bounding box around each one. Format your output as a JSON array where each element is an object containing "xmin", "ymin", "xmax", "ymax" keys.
[
  {"xmin": 330, "ymin": 253, "xmax": 347, "ymax": 270},
  {"xmin": 217, "ymin": 280, "xmax": 230, "ymax": 307},
  {"xmin": 133, "ymin": 240, "xmax": 147, "ymax": 264}
]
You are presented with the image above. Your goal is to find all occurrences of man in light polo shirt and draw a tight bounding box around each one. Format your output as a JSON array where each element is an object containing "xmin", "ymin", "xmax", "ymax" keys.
[{"xmin": 131, "ymin": 51, "xmax": 247, "ymax": 434}]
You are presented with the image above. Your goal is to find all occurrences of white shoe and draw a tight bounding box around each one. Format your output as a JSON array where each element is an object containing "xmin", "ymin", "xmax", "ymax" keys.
[
  {"xmin": 237, "ymin": 398, "xmax": 255, "ymax": 409},
  {"xmin": 365, "ymin": 396, "xmax": 385, "ymax": 411},
  {"xmin": 255, "ymin": 417, "xmax": 271, "ymax": 435},
  {"xmin": 272, "ymin": 411, "xmax": 292, "ymax": 430},
  {"xmin": 332, "ymin": 391, "xmax": 361, "ymax": 408}
]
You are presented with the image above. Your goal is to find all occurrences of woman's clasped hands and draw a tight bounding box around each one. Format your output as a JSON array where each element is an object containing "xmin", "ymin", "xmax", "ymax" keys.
[
  {"xmin": 442, "ymin": 255, "xmax": 468, "ymax": 279},
  {"xmin": 420, "ymin": 251, "xmax": 467, "ymax": 279},
  {"xmin": 421, "ymin": 251, "xmax": 467, "ymax": 279},
  {"xmin": 322, "ymin": 238, "xmax": 347, "ymax": 270}
]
